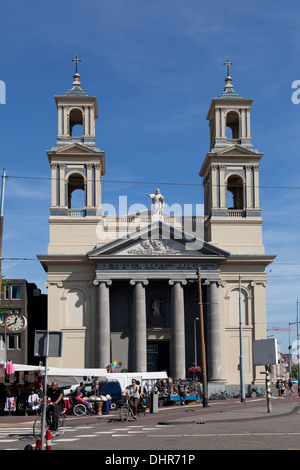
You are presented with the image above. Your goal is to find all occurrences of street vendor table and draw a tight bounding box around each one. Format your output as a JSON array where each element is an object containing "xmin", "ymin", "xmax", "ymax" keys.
[{"xmin": 168, "ymin": 395, "xmax": 201, "ymax": 403}]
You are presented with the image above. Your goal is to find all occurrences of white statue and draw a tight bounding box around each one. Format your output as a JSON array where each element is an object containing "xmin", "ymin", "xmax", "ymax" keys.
[{"xmin": 147, "ymin": 189, "xmax": 164, "ymax": 219}]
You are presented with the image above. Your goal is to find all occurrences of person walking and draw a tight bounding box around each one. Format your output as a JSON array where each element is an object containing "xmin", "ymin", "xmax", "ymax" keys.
[{"xmin": 177, "ymin": 380, "xmax": 187, "ymax": 406}]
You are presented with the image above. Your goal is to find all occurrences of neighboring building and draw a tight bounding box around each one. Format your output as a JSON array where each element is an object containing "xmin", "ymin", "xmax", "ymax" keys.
[
  {"xmin": 38, "ymin": 66, "xmax": 275, "ymax": 387},
  {"xmin": 0, "ymin": 279, "xmax": 47, "ymax": 365}
]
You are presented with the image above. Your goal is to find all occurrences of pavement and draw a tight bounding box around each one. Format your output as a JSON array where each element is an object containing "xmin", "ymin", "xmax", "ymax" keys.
[
  {"xmin": 1, "ymin": 395, "xmax": 300, "ymax": 428},
  {"xmin": 157, "ymin": 395, "xmax": 300, "ymax": 425}
]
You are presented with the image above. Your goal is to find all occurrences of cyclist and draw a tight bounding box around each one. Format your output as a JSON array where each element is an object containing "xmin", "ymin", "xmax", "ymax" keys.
[
  {"xmin": 123, "ymin": 379, "xmax": 140, "ymax": 420},
  {"xmin": 46, "ymin": 381, "xmax": 65, "ymax": 435}
]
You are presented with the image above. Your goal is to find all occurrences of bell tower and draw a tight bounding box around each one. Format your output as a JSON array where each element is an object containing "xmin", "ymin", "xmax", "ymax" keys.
[
  {"xmin": 46, "ymin": 58, "xmax": 105, "ymax": 255},
  {"xmin": 200, "ymin": 62, "xmax": 264, "ymax": 255}
]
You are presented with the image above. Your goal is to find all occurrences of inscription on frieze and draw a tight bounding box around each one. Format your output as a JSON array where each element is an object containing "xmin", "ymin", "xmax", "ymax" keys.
[{"xmin": 96, "ymin": 263, "xmax": 218, "ymax": 271}]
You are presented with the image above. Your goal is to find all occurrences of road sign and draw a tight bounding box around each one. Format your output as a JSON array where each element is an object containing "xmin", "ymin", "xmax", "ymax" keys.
[
  {"xmin": 253, "ymin": 338, "xmax": 278, "ymax": 366},
  {"xmin": 34, "ymin": 330, "xmax": 63, "ymax": 358}
]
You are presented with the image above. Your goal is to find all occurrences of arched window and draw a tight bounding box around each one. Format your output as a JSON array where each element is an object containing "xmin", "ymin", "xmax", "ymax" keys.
[
  {"xmin": 227, "ymin": 175, "xmax": 244, "ymax": 210},
  {"xmin": 67, "ymin": 173, "xmax": 85, "ymax": 209},
  {"xmin": 69, "ymin": 108, "xmax": 83, "ymax": 136},
  {"xmin": 226, "ymin": 111, "xmax": 239, "ymax": 140}
]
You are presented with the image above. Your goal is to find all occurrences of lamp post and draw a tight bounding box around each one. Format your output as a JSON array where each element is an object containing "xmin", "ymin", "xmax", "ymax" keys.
[
  {"xmin": 289, "ymin": 321, "xmax": 298, "ymax": 380},
  {"xmin": 194, "ymin": 317, "xmax": 199, "ymax": 368},
  {"xmin": 297, "ymin": 300, "xmax": 300, "ymax": 396},
  {"xmin": 198, "ymin": 267, "xmax": 208, "ymax": 407},
  {"xmin": 239, "ymin": 274, "xmax": 245, "ymax": 403}
]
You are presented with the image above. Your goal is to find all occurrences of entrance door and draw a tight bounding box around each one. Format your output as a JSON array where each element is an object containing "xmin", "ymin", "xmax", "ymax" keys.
[{"xmin": 147, "ymin": 341, "xmax": 170, "ymax": 374}]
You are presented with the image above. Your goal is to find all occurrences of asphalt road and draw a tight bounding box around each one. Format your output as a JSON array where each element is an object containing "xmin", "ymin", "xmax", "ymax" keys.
[{"xmin": 1, "ymin": 396, "xmax": 300, "ymax": 455}]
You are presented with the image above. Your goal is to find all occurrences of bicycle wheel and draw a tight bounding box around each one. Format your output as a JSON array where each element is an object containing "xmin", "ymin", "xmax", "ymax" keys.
[
  {"xmin": 33, "ymin": 416, "xmax": 43, "ymax": 439},
  {"xmin": 55, "ymin": 414, "xmax": 66, "ymax": 437},
  {"xmin": 120, "ymin": 405, "xmax": 129, "ymax": 422},
  {"xmin": 137, "ymin": 404, "xmax": 146, "ymax": 419},
  {"xmin": 73, "ymin": 403, "xmax": 87, "ymax": 416}
]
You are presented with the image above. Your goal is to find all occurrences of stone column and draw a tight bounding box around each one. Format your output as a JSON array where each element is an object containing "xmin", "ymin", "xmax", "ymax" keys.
[
  {"xmin": 130, "ymin": 280, "xmax": 148, "ymax": 372},
  {"xmin": 205, "ymin": 280, "xmax": 222, "ymax": 382},
  {"xmin": 245, "ymin": 165, "xmax": 252, "ymax": 209},
  {"xmin": 84, "ymin": 106, "xmax": 89, "ymax": 136},
  {"xmin": 219, "ymin": 164, "xmax": 226, "ymax": 209},
  {"xmin": 57, "ymin": 105, "xmax": 62, "ymax": 136},
  {"xmin": 94, "ymin": 280, "xmax": 112, "ymax": 368},
  {"xmin": 211, "ymin": 164, "xmax": 218, "ymax": 209},
  {"xmin": 94, "ymin": 163, "xmax": 102, "ymax": 209},
  {"xmin": 86, "ymin": 164, "xmax": 93, "ymax": 207},
  {"xmin": 50, "ymin": 163, "xmax": 58, "ymax": 207},
  {"xmin": 253, "ymin": 165, "xmax": 260, "ymax": 209},
  {"xmin": 59, "ymin": 163, "xmax": 66, "ymax": 207},
  {"xmin": 169, "ymin": 280, "xmax": 187, "ymax": 380}
]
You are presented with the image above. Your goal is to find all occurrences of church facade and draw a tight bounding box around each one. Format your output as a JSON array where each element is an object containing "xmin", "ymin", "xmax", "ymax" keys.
[{"xmin": 38, "ymin": 66, "xmax": 275, "ymax": 386}]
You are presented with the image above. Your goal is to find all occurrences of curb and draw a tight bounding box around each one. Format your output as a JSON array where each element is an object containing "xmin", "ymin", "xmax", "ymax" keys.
[{"xmin": 157, "ymin": 404, "xmax": 300, "ymax": 426}]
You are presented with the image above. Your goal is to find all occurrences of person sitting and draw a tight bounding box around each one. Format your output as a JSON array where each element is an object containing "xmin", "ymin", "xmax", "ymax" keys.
[{"xmin": 75, "ymin": 392, "xmax": 95, "ymax": 413}]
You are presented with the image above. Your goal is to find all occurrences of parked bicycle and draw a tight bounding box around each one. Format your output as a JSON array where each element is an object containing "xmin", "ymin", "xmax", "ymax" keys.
[
  {"xmin": 33, "ymin": 403, "xmax": 66, "ymax": 439},
  {"xmin": 209, "ymin": 390, "xmax": 230, "ymax": 400},
  {"xmin": 251, "ymin": 387, "xmax": 265, "ymax": 397},
  {"xmin": 119, "ymin": 396, "xmax": 146, "ymax": 422}
]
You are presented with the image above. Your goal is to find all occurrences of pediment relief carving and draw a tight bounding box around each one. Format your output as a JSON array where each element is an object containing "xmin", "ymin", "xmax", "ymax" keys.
[{"xmin": 127, "ymin": 240, "xmax": 181, "ymax": 255}]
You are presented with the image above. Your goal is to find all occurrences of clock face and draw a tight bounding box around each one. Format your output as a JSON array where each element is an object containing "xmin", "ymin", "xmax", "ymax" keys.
[{"xmin": 5, "ymin": 313, "xmax": 27, "ymax": 332}]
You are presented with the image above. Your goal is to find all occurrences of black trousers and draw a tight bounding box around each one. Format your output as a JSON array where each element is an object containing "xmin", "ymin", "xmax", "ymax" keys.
[{"xmin": 47, "ymin": 404, "xmax": 64, "ymax": 431}]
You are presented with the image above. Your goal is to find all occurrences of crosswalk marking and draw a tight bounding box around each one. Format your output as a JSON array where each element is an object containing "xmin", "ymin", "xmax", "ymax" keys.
[{"xmin": 0, "ymin": 422, "xmax": 169, "ymax": 449}]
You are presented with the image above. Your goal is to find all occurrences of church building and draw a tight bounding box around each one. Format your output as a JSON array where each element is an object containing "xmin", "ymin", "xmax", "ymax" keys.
[{"xmin": 38, "ymin": 62, "xmax": 275, "ymax": 387}]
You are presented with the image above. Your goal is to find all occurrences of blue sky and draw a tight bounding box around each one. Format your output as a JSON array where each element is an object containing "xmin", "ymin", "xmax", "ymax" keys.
[{"xmin": 1, "ymin": 0, "xmax": 300, "ymax": 353}]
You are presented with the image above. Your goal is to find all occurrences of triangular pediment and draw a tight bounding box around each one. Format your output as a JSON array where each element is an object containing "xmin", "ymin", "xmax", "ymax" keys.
[
  {"xmin": 53, "ymin": 143, "xmax": 101, "ymax": 155},
  {"xmin": 87, "ymin": 221, "xmax": 230, "ymax": 259},
  {"xmin": 215, "ymin": 145, "xmax": 263, "ymax": 157}
]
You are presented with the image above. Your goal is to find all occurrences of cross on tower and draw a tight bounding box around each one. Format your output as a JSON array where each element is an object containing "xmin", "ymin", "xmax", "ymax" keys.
[
  {"xmin": 72, "ymin": 55, "xmax": 82, "ymax": 74},
  {"xmin": 223, "ymin": 59, "xmax": 233, "ymax": 77}
]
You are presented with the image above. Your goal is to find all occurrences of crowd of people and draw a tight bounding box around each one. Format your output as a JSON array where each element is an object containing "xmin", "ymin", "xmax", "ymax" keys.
[
  {"xmin": 122, "ymin": 377, "xmax": 192, "ymax": 418},
  {"xmin": 276, "ymin": 378, "xmax": 296, "ymax": 397},
  {"xmin": 0, "ymin": 381, "xmax": 43, "ymax": 415}
]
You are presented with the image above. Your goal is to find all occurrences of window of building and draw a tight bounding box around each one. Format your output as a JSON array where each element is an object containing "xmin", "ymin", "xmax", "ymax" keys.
[
  {"xmin": 1, "ymin": 285, "xmax": 10, "ymax": 300},
  {"xmin": 227, "ymin": 175, "xmax": 244, "ymax": 210},
  {"xmin": 1, "ymin": 334, "xmax": 22, "ymax": 350},
  {"xmin": 67, "ymin": 173, "xmax": 85, "ymax": 209},
  {"xmin": 11, "ymin": 285, "xmax": 22, "ymax": 299},
  {"xmin": 226, "ymin": 111, "xmax": 239, "ymax": 140},
  {"xmin": 69, "ymin": 108, "xmax": 83, "ymax": 137}
]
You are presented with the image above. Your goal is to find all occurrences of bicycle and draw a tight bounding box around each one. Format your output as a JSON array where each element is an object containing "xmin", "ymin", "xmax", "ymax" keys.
[
  {"xmin": 33, "ymin": 403, "xmax": 66, "ymax": 439},
  {"xmin": 209, "ymin": 390, "xmax": 229, "ymax": 400},
  {"xmin": 119, "ymin": 395, "xmax": 145, "ymax": 422}
]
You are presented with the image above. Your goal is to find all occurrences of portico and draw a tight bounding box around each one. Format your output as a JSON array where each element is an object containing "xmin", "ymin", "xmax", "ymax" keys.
[{"xmin": 88, "ymin": 221, "xmax": 229, "ymax": 380}]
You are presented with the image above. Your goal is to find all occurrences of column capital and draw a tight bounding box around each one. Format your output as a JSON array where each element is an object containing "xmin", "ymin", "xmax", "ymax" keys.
[
  {"xmin": 130, "ymin": 280, "xmax": 149, "ymax": 286},
  {"xmin": 168, "ymin": 280, "xmax": 187, "ymax": 286},
  {"xmin": 93, "ymin": 279, "xmax": 112, "ymax": 286},
  {"xmin": 204, "ymin": 279, "xmax": 222, "ymax": 286}
]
